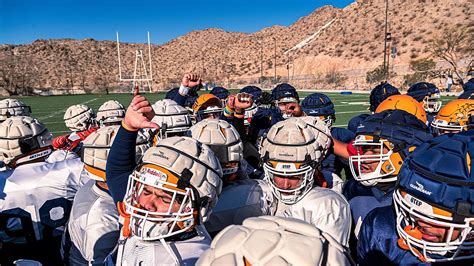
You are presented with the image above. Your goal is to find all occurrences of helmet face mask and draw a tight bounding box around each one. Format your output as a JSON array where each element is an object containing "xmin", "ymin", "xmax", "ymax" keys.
[
  {"xmin": 394, "ymin": 189, "xmax": 474, "ymax": 262},
  {"xmin": 124, "ymin": 164, "xmax": 197, "ymax": 241},
  {"xmin": 423, "ymin": 93, "xmax": 442, "ymax": 113},
  {"xmin": 349, "ymin": 135, "xmax": 398, "ymax": 186},
  {"xmin": 263, "ymin": 161, "xmax": 315, "ymax": 204}
]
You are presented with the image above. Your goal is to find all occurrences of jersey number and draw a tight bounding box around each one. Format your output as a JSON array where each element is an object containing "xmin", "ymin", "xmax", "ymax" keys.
[{"xmin": 0, "ymin": 198, "xmax": 72, "ymax": 243}]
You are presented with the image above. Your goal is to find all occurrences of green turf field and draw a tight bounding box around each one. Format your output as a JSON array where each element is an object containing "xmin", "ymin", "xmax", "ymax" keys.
[{"xmin": 2, "ymin": 91, "xmax": 457, "ymax": 136}]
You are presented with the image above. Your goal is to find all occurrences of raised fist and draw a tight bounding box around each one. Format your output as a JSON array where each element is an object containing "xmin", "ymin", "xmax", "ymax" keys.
[{"xmin": 181, "ymin": 73, "xmax": 202, "ymax": 89}]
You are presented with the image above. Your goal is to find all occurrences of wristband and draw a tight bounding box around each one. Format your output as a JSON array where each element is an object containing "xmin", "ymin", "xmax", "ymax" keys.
[
  {"xmin": 234, "ymin": 112, "xmax": 245, "ymax": 119},
  {"xmin": 121, "ymin": 121, "xmax": 138, "ymax": 132},
  {"xmin": 179, "ymin": 84, "xmax": 190, "ymax": 96}
]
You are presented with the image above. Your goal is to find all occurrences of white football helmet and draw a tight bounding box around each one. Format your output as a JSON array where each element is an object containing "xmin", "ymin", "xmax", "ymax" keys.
[
  {"xmin": 0, "ymin": 98, "xmax": 31, "ymax": 122},
  {"xmin": 152, "ymin": 99, "xmax": 192, "ymax": 140},
  {"xmin": 197, "ymin": 216, "xmax": 352, "ymax": 266},
  {"xmin": 190, "ymin": 119, "xmax": 243, "ymax": 179},
  {"xmin": 123, "ymin": 136, "xmax": 223, "ymax": 240},
  {"xmin": 259, "ymin": 118, "xmax": 326, "ymax": 204},
  {"xmin": 298, "ymin": 116, "xmax": 332, "ymax": 158},
  {"xmin": 81, "ymin": 125, "xmax": 150, "ymax": 181},
  {"xmin": 96, "ymin": 100, "xmax": 125, "ymax": 126},
  {"xmin": 0, "ymin": 116, "xmax": 53, "ymax": 168},
  {"xmin": 64, "ymin": 104, "xmax": 95, "ymax": 131}
]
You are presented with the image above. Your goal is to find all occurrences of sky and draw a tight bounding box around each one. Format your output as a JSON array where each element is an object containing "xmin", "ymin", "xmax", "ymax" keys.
[{"xmin": 0, "ymin": 0, "xmax": 354, "ymax": 45}]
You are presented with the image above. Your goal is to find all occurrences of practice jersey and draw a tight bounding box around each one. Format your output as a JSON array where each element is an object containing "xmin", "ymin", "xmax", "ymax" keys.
[
  {"xmin": 268, "ymin": 184, "xmax": 352, "ymax": 248},
  {"xmin": 117, "ymin": 225, "xmax": 211, "ymax": 266},
  {"xmin": 66, "ymin": 179, "xmax": 119, "ymax": 265},
  {"xmin": 0, "ymin": 158, "xmax": 86, "ymax": 244},
  {"xmin": 46, "ymin": 149, "xmax": 80, "ymax": 163},
  {"xmin": 204, "ymin": 179, "xmax": 273, "ymax": 235}
]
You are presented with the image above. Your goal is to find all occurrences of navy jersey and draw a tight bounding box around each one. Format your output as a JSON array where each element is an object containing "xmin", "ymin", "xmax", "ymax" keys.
[{"xmin": 322, "ymin": 127, "xmax": 354, "ymax": 179}]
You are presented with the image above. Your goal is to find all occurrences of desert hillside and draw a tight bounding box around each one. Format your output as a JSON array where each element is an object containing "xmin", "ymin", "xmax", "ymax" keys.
[{"xmin": 0, "ymin": 0, "xmax": 472, "ymax": 95}]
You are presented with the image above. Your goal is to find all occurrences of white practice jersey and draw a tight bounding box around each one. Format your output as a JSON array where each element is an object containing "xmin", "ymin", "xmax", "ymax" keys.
[
  {"xmin": 118, "ymin": 225, "xmax": 211, "ymax": 266},
  {"xmin": 204, "ymin": 179, "xmax": 273, "ymax": 234},
  {"xmin": 0, "ymin": 158, "xmax": 87, "ymax": 244},
  {"xmin": 46, "ymin": 149, "xmax": 80, "ymax": 163},
  {"xmin": 67, "ymin": 179, "xmax": 119, "ymax": 265},
  {"xmin": 269, "ymin": 184, "xmax": 352, "ymax": 248}
]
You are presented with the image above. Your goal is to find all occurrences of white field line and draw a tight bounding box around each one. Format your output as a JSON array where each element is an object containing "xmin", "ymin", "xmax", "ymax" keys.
[{"xmin": 36, "ymin": 98, "xmax": 98, "ymax": 121}]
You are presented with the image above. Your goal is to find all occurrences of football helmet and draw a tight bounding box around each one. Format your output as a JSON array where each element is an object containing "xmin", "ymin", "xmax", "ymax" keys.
[
  {"xmin": 210, "ymin": 86, "xmax": 230, "ymax": 106},
  {"xmin": 192, "ymin": 94, "xmax": 223, "ymax": 122},
  {"xmin": 197, "ymin": 216, "xmax": 352, "ymax": 266},
  {"xmin": 297, "ymin": 116, "xmax": 332, "ymax": 159},
  {"xmin": 64, "ymin": 104, "xmax": 95, "ymax": 131},
  {"xmin": 369, "ymin": 82, "xmax": 400, "ymax": 112},
  {"xmin": 0, "ymin": 116, "xmax": 53, "ymax": 168},
  {"xmin": 0, "ymin": 98, "xmax": 31, "ymax": 122},
  {"xmin": 151, "ymin": 99, "xmax": 192, "ymax": 141},
  {"xmin": 431, "ymin": 99, "xmax": 474, "ymax": 135},
  {"xmin": 240, "ymin": 85, "xmax": 262, "ymax": 102},
  {"xmin": 349, "ymin": 110, "xmax": 432, "ymax": 186},
  {"xmin": 394, "ymin": 131, "xmax": 474, "ymax": 262},
  {"xmin": 301, "ymin": 93, "xmax": 336, "ymax": 127},
  {"xmin": 375, "ymin": 94, "xmax": 427, "ymax": 124},
  {"xmin": 260, "ymin": 118, "xmax": 326, "ymax": 204},
  {"xmin": 407, "ymin": 82, "xmax": 442, "ymax": 113},
  {"xmin": 271, "ymin": 83, "xmax": 299, "ymax": 104},
  {"xmin": 123, "ymin": 136, "xmax": 222, "ymax": 240},
  {"xmin": 189, "ymin": 119, "xmax": 243, "ymax": 181},
  {"xmin": 96, "ymin": 100, "xmax": 125, "ymax": 126},
  {"xmin": 81, "ymin": 125, "xmax": 150, "ymax": 181}
]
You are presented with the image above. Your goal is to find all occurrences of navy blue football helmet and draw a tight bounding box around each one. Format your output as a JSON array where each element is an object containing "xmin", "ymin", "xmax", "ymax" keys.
[
  {"xmin": 349, "ymin": 109, "xmax": 432, "ymax": 186},
  {"xmin": 210, "ymin": 86, "xmax": 230, "ymax": 102},
  {"xmin": 240, "ymin": 85, "xmax": 262, "ymax": 101},
  {"xmin": 271, "ymin": 83, "xmax": 299, "ymax": 104},
  {"xmin": 394, "ymin": 130, "xmax": 474, "ymax": 262},
  {"xmin": 407, "ymin": 82, "xmax": 442, "ymax": 113},
  {"xmin": 301, "ymin": 93, "xmax": 336, "ymax": 127},
  {"xmin": 369, "ymin": 83, "xmax": 400, "ymax": 112}
]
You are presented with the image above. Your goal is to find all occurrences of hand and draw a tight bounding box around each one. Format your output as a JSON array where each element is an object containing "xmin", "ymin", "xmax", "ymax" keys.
[
  {"xmin": 181, "ymin": 73, "xmax": 202, "ymax": 89},
  {"xmin": 226, "ymin": 94, "xmax": 236, "ymax": 110},
  {"xmin": 234, "ymin": 93, "xmax": 253, "ymax": 112},
  {"xmin": 123, "ymin": 95, "xmax": 159, "ymax": 131}
]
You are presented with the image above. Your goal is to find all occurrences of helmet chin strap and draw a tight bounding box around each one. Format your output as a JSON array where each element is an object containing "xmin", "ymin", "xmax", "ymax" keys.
[{"xmin": 398, "ymin": 225, "xmax": 428, "ymax": 262}]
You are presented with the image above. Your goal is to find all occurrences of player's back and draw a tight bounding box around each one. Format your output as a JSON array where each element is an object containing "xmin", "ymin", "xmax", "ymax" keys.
[{"xmin": 0, "ymin": 157, "xmax": 86, "ymax": 264}]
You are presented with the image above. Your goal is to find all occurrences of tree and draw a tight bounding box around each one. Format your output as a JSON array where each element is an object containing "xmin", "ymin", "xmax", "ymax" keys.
[
  {"xmin": 366, "ymin": 65, "xmax": 386, "ymax": 84},
  {"xmin": 429, "ymin": 26, "xmax": 474, "ymax": 85},
  {"xmin": 403, "ymin": 58, "xmax": 438, "ymax": 86},
  {"xmin": 325, "ymin": 68, "xmax": 347, "ymax": 87}
]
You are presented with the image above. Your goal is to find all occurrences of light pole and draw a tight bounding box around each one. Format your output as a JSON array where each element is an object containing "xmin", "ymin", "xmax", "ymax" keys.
[
  {"xmin": 383, "ymin": 0, "xmax": 389, "ymax": 81},
  {"xmin": 274, "ymin": 36, "xmax": 277, "ymax": 84}
]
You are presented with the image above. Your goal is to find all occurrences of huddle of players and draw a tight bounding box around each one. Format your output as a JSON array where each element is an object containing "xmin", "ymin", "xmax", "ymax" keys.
[{"xmin": 0, "ymin": 74, "xmax": 473, "ymax": 265}]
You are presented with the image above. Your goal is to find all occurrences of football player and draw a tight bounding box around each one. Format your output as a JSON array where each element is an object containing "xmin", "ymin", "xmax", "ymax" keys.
[
  {"xmin": 259, "ymin": 118, "xmax": 351, "ymax": 247},
  {"xmin": 407, "ymin": 82, "xmax": 442, "ymax": 123},
  {"xmin": 431, "ymin": 99, "xmax": 474, "ymax": 135},
  {"xmin": 0, "ymin": 98, "xmax": 31, "ymax": 122},
  {"xmin": 151, "ymin": 99, "xmax": 192, "ymax": 142},
  {"xmin": 189, "ymin": 119, "xmax": 272, "ymax": 235},
  {"xmin": 358, "ymin": 131, "xmax": 474, "ymax": 264},
  {"xmin": 0, "ymin": 116, "xmax": 87, "ymax": 265},
  {"xmin": 105, "ymin": 95, "xmax": 223, "ymax": 264},
  {"xmin": 96, "ymin": 100, "xmax": 125, "ymax": 127},
  {"xmin": 63, "ymin": 125, "xmax": 149, "ymax": 265}
]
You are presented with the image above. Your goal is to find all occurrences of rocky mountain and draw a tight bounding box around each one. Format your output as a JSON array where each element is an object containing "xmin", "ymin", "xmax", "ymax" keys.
[{"xmin": 0, "ymin": 0, "xmax": 472, "ymax": 95}]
